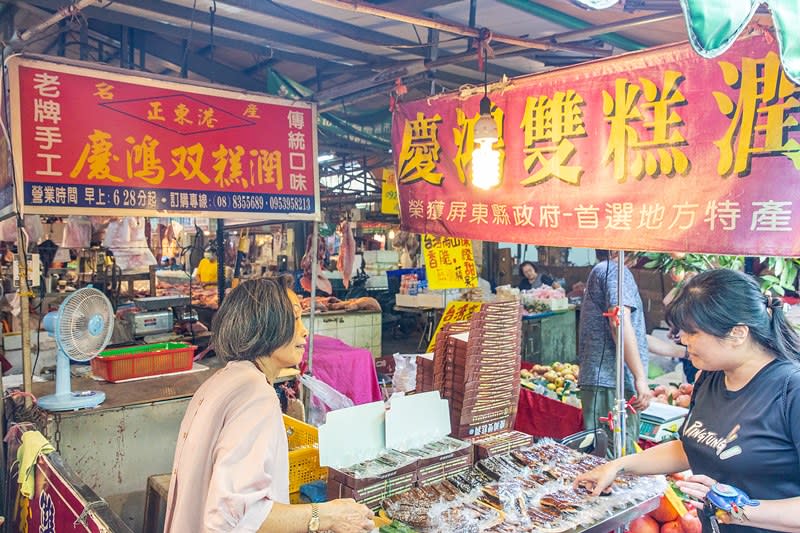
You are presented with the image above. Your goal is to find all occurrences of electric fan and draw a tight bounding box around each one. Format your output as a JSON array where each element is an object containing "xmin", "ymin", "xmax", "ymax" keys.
[{"xmin": 38, "ymin": 287, "xmax": 114, "ymax": 411}]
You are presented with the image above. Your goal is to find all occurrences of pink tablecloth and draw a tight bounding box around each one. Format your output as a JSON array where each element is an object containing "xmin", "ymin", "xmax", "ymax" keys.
[{"xmin": 301, "ymin": 335, "xmax": 382, "ymax": 405}]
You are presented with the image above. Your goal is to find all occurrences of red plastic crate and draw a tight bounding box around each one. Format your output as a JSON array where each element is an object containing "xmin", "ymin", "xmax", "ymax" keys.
[{"xmin": 91, "ymin": 342, "xmax": 197, "ymax": 382}]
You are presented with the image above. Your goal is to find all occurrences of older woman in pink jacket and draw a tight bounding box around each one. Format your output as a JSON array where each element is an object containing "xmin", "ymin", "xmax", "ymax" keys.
[{"xmin": 165, "ymin": 276, "xmax": 374, "ymax": 533}]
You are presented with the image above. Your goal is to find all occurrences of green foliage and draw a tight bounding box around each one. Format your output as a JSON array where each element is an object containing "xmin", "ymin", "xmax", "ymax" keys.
[{"xmin": 637, "ymin": 253, "xmax": 800, "ymax": 295}]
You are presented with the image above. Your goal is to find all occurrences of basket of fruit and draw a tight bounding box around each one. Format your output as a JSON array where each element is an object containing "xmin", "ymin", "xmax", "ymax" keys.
[
  {"xmin": 520, "ymin": 362, "xmax": 581, "ymax": 406},
  {"xmin": 651, "ymin": 383, "xmax": 694, "ymax": 407}
]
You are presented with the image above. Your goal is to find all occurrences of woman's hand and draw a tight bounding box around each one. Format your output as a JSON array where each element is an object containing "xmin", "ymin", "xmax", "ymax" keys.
[
  {"xmin": 319, "ymin": 499, "xmax": 375, "ymax": 533},
  {"xmin": 573, "ymin": 461, "xmax": 622, "ymax": 496},
  {"xmin": 676, "ymin": 475, "xmax": 717, "ymax": 502}
]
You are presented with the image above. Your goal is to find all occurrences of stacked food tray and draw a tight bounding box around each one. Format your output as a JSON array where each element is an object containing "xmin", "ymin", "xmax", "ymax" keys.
[
  {"xmin": 381, "ymin": 440, "xmax": 665, "ymax": 533},
  {"xmin": 451, "ymin": 300, "xmax": 523, "ymax": 438},
  {"xmin": 466, "ymin": 430, "xmax": 534, "ymax": 460}
]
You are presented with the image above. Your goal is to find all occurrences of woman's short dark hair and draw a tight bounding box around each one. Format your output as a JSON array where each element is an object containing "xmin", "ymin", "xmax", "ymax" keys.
[
  {"xmin": 665, "ymin": 269, "xmax": 800, "ymax": 362},
  {"xmin": 519, "ymin": 261, "xmax": 537, "ymax": 277},
  {"xmin": 212, "ymin": 275, "xmax": 297, "ymax": 362}
]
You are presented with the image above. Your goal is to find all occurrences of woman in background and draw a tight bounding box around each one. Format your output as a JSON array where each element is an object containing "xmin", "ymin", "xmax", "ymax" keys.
[{"xmin": 518, "ymin": 261, "xmax": 554, "ymax": 290}]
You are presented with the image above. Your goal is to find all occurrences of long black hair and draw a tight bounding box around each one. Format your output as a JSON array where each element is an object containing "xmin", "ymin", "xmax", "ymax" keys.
[{"xmin": 665, "ymin": 269, "xmax": 800, "ymax": 363}]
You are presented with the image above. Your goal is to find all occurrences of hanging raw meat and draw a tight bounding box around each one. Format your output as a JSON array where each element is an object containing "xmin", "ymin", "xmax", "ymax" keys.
[
  {"xmin": 300, "ymin": 233, "xmax": 332, "ymax": 295},
  {"xmin": 337, "ymin": 220, "xmax": 356, "ymax": 289}
]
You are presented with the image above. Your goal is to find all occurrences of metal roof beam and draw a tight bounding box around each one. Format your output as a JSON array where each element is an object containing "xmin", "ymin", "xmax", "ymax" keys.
[
  {"xmin": 12, "ymin": 0, "xmax": 348, "ymax": 69},
  {"xmin": 96, "ymin": 0, "xmax": 387, "ymax": 66},
  {"xmin": 88, "ymin": 19, "xmax": 268, "ymax": 91},
  {"xmin": 12, "ymin": 0, "xmax": 272, "ymax": 56},
  {"xmin": 306, "ymin": 0, "xmax": 593, "ymax": 53},
  {"xmin": 497, "ymin": 0, "xmax": 649, "ymax": 50},
  {"xmin": 220, "ymin": 0, "xmax": 412, "ymax": 48}
]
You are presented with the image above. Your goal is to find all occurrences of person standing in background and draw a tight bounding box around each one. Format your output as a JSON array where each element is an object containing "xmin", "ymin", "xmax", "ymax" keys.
[{"xmin": 578, "ymin": 249, "xmax": 652, "ymax": 456}]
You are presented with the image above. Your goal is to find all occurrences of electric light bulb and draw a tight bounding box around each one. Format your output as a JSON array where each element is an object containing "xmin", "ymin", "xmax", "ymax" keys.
[
  {"xmin": 472, "ymin": 139, "xmax": 500, "ymax": 190},
  {"xmin": 388, "ymin": 229, "xmax": 396, "ymax": 240}
]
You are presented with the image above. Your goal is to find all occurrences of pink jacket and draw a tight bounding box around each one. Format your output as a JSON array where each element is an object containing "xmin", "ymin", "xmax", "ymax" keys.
[{"xmin": 164, "ymin": 361, "xmax": 289, "ymax": 532}]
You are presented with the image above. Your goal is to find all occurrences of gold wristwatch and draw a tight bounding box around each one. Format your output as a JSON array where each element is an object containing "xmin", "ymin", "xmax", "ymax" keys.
[{"xmin": 308, "ymin": 503, "xmax": 320, "ymax": 532}]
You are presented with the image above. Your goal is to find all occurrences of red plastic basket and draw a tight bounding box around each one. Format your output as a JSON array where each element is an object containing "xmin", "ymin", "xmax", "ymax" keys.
[{"xmin": 91, "ymin": 342, "xmax": 197, "ymax": 382}]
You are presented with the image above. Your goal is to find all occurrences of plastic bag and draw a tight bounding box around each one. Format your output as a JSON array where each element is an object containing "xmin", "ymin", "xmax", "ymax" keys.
[
  {"xmin": 391, "ymin": 353, "xmax": 418, "ymax": 393},
  {"xmin": 61, "ymin": 216, "xmax": 92, "ymax": 248},
  {"xmin": 300, "ymin": 374, "xmax": 354, "ymax": 427}
]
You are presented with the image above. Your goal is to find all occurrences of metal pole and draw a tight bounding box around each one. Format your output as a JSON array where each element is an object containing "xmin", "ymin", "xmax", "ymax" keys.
[
  {"xmin": 614, "ymin": 251, "xmax": 626, "ymax": 458},
  {"xmin": 11, "ymin": 0, "xmax": 99, "ymax": 46},
  {"xmin": 308, "ymin": 221, "xmax": 319, "ymax": 375},
  {"xmin": 17, "ymin": 223, "xmax": 33, "ymax": 408},
  {"xmin": 216, "ymin": 219, "xmax": 225, "ymax": 307}
]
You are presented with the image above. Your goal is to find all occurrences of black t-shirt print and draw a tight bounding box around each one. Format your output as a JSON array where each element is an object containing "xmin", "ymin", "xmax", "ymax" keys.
[{"xmin": 679, "ymin": 360, "xmax": 800, "ymax": 533}]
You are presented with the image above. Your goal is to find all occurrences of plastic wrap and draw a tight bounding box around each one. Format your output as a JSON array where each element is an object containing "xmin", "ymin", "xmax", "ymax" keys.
[
  {"xmin": 392, "ymin": 353, "xmax": 418, "ymax": 393},
  {"xmin": 61, "ymin": 216, "xmax": 92, "ymax": 248},
  {"xmin": 104, "ymin": 217, "xmax": 157, "ymax": 273},
  {"xmin": 382, "ymin": 440, "xmax": 667, "ymax": 533},
  {"xmin": 301, "ymin": 374, "xmax": 354, "ymax": 426},
  {"xmin": 340, "ymin": 449, "xmax": 417, "ymax": 480}
]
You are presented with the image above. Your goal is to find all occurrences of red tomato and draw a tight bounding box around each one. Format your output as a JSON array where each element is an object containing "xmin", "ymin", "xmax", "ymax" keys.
[
  {"xmin": 628, "ymin": 515, "xmax": 660, "ymax": 533},
  {"xmin": 679, "ymin": 513, "xmax": 702, "ymax": 533},
  {"xmin": 660, "ymin": 520, "xmax": 684, "ymax": 533}
]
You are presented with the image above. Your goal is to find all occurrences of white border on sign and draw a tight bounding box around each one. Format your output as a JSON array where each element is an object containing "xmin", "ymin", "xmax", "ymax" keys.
[{"xmin": 5, "ymin": 53, "xmax": 321, "ymax": 222}]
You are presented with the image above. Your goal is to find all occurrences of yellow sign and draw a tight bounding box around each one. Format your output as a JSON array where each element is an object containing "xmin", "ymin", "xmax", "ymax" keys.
[
  {"xmin": 422, "ymin": 235, "xmax": 478, "ymax": 290},
  {"xmin": 381, "ymin": 168, "xmax": 400, "ymax": 214},
  {"xmin": 427, "ymin": 300, "xmax": 483, "ymax": 351}
]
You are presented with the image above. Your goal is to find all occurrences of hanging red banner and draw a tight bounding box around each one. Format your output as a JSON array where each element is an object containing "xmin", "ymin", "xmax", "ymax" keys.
[
  {"xmin": 393, "ymin": 32, "xmax": 800, "ymax": 256},
  {"xmin": 6, "ymin": 55, "xmax": 319, "ymax": 219}
]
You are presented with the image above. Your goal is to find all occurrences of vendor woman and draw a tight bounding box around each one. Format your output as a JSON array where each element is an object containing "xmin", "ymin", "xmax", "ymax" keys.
[
  {"xmin": 518, "ymin": 261, "xmax": 554, "ymax": 290},
  {"xmin": 164, "ymin": 276, "xmax": 374, "ymax": 533}
]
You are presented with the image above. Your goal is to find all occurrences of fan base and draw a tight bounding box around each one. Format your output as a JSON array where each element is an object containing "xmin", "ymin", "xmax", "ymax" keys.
[{"xmin": 38, "ymin": 391, "xmax": 106, "ymax": 412}]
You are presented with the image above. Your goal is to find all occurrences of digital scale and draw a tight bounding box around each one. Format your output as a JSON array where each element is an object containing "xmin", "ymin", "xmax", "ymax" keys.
[{"xmin": 639, "ymin": 403, "xmax": 689, "ymax": 443}]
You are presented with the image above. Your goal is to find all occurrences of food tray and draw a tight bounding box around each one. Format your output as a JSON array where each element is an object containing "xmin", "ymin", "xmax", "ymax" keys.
[
  {"xmin": 572, "ymin": 495, "xmax": 660, "ymax": 533},
  {"xmin": 284, "ymin": 415, "xmax": 327, "ymax": 494},
  {"xmin": 92, "ymin": 342, "xmax": 196, "ymax": 382}
]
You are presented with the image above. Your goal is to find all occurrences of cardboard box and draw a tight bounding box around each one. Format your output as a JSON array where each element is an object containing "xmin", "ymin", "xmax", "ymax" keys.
[
  {"xmin": 327, "ymin": 452, "xmax": 418, "ymax": 490},
  {"xmin": 415, "ymin": 448, "xmax": 473, "ymax": 487},
  {"xmin": 395, "ymin": 292, "xmax": 446, "ymax": 309},
  {"xmin": 466, "ymin": 430, "xmax": 534, "ymax": 460},
  {"xmin": 327, "ymin": 474, "xmax": 416, "ymax": 510}
]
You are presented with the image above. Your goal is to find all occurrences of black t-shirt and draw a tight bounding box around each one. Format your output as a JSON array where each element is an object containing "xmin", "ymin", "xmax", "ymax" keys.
[{"xmin": 680, "ymin": 359, "xmax": 800, "ymax": 533}]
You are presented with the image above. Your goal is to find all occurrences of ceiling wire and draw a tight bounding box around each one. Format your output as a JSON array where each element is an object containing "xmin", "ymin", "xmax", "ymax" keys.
[{"xmin": 181, "ymin": 0, "xmax": 199, "ymax": 77}]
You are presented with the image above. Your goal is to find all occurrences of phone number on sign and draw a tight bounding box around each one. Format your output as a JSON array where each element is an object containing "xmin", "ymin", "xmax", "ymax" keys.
[
  {"xmin": 269, "ymin": 196, "xmax": 313, "ymax": 212},
  {"xmin": 230, "ymin": 194, "xmax": 265, "ymax": 210}
]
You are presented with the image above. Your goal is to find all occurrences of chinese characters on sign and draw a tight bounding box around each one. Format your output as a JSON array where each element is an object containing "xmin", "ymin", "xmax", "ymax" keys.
[
  {"xmin": 393, "ymin": 34, "xmax": 800, "ymax": 255},
  {"xmin": 9, "ymin": 57, "xmax": 318, "ymax": 218},
  {"xmin": 713, "ymin": 51, "xmax": 800, "ymax": 175},
  {"xmin": 426, "ymin": 300, "xmax": 483, "ymax": 351},
  {"xmin": 381, "ymin": 168, "xmax": 400, "ymax": 214},
  {"xmin": 422, "ymin": 235, "xmax": 478, "ymax": 290}
]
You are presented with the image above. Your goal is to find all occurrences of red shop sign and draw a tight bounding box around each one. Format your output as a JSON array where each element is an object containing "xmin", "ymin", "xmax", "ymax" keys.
[
  {"xmin": 393, "ymin": 32, "xmax": 800, "ymax": 256},
  {"xmin": 6, "ymin": 55, "xmax": 319, "ymax": 220}
]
